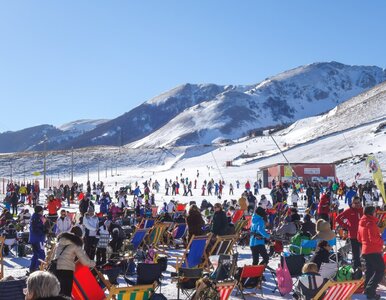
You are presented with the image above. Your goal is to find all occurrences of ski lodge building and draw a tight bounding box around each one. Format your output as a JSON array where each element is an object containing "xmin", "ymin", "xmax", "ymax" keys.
[{"xmin": 257, "ymin": 162, "xmax": 336, "ymax": 188}]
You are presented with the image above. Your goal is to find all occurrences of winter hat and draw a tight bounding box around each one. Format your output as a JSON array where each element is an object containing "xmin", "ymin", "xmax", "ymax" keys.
[
  {"xmin": 34, "ymin": 205, "xmax": 44, "ymax": 214},
  {"xmin": 312, "ymin": 219, "xmax": 335, "ymax": 241},
  {"xmin": 71, "ymin": 226, "xmax": 83, "ymax": 238},
  {"xmin": 87, "ymin": 206, "xmax": 95, "ymax": 214}
]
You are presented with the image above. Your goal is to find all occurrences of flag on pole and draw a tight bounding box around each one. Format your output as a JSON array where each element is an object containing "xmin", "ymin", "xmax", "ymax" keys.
[
  {"xmin": 32, "ymin": 171, "xmax": 41, "ymax": 176},
  {"xmin": 366, "ymin": 155, "xmax": 385, "ymax": 203}
]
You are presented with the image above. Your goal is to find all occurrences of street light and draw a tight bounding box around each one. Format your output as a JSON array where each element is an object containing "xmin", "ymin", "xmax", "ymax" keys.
[{"xmin": 43, "ymin": 135, "xmax": 48, "ymax": 188}]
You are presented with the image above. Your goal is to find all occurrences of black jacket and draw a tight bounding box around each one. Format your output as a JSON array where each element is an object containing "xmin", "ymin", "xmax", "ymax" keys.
[
  {"xmin": 310, "ymin": 247, "xmax": 330, "ymax": 270},
  {"xmin": 211, "ymin": 210, "xmax": 229, "ymax": 236}
]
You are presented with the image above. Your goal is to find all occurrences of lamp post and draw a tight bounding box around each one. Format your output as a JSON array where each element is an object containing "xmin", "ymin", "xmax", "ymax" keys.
[
  {"xmin": 43, "ymin": 135, "xmax": 48, "ymax": 188},
  {"xmin": 71, "ymin": 147, "xmax": 74, "ymax": 185}
]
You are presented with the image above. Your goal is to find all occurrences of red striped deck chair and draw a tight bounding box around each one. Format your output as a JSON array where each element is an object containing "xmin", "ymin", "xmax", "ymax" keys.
[
  {"xmin": 176, "ymin": 203, "xmax": 187, "ymax": 212},
  {"xmin": 311, "ymin": 279, "xmax": 364, "ymax": 300},
  {"xmin": 231, "ymin": 209, "xmax": 244, "ymax": 224},
  {"xmin": 72, "ymin": 264, "xmax": 105, "ymax": 300},
  {"xmin": 216, "ymin": 281, "xmax": 236, "ymax": 300}
]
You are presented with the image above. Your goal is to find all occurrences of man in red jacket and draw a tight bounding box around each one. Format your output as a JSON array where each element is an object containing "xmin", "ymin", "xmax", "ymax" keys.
[
  {"xmin": 317, "ymin": 192, "xmax": 330, "ymax": 222},
  {"xmin": 336, "ymin": 196, "xmax": 363, "ymax": 270},
  {"xmin": 357, "ymin": 206, "xmax": 385, "ymax": 300}
]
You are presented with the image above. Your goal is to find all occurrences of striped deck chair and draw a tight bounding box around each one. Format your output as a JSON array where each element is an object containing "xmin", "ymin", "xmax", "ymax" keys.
[
  {"xmin": 0, "ymin": 278, "xmax": 26, "ymax": 300},
  {"xmin": 376, "ymin": 210, "xmax": 386, "ymax": 233},
  {"xmin": 232, "ymin": 209, "xmax": 244, "ymax": 224},
  {"xmin": 174, "ymin": 234, "xmax": 212, "ymax": 270},
  {"xmin": 311, "ymin": 278, "xmax": 364, "ymax": 300},
  {"xmin": 108, "ymin": 284, "xmax": 155, "ymax": 300},
  {"xmin": 146, "ymin": 223, "xmax": 170, "ymax": 251},
  {"xmin": 216, "ymin": 281, "xmax": 236, "ymax": 300}
]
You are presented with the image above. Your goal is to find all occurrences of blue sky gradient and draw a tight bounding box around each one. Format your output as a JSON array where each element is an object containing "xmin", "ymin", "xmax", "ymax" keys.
[{"xmin": 1, "ymin": 0, "xmax": 385, "ymax": 131}]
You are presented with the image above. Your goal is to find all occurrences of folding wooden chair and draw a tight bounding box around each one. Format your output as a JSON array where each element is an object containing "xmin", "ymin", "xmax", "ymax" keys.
[
  {"xmin": 0, "ymin": 236, "xmax": 4, "ymax": 280},
  {"xmin": 108, "ymin": 284, "xmax": 155, "ymax": 300},
  {"xmin": 137, "ymin": 218, "xmax": 155, "ymax": 229},
  {"xmin": 311, "ymin": 278, "xmax": 364, "ymax": 300},
  {"xmin": 235, "ymin": 265, "xmax": 265, "ymax": 299},
  {"xmin": 146, "ymin": 223, "xmax": 170, "ymax": 251},
  {"xmin": 169, "ymin": 222, "xmax": 188, "ymax": 247},
  {"xmin": 174, "ymin": 234, "xmax": 212, "ymax": 271},
  {"xmin": 127, "ymin": 228, "xmax": 149, "ymax": 252},
  {"xmin": 234, "ymin": 219, "xmax": 248, "ymax": 236},
  {"xmin": 72, "ymin": 264, "xmax": 106, "ymax": 300},
  {"xmin": 39, "ymin": 240, "xmax": 57, "ymax": 271},
  {"xmin": 216, "ymin": 281, "xmax": 236, "ymax": 300},
  {"xmin": 232, "ymin": 209, "xmax": 244, "ymax": 224},
  {"xmin": 207, "ymin": 235, "xmax": 237, "ymax": 258}
]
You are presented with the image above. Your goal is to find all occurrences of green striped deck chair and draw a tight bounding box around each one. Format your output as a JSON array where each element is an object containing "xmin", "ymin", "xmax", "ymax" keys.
[
  {"xmin": 107, "ymin": 283, "xmax": 155, "ymax": 300},
  {"xmin": 147, "ymin": 223, "xmax": 170, "ymax": 250}
]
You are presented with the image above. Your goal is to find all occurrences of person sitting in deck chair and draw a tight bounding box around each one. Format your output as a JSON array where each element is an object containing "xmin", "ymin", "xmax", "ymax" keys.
[{"xmin": 293, "ymin": 262, "xmax": 327, "ymax": 300}]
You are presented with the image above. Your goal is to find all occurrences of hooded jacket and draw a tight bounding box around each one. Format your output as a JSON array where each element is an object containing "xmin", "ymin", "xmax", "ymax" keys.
[
  {"xmin": 357, "ymin": 214, "xmax": 383, "ymax": 255},
  {"xmin": 54, "ymin": 232, "xmax": 95, "ymax": 271},
  {"xmin": 250, "ymin": 214, "xmax": 270, "ymax": 247},
  {"xmin": 335, "ymin": 207, "xmax": 363, "ymax": 239},
  {"xmin": 29, "ymin": 212, "xmax": 46, "ymax": 244},
  {"xmin": 317, "ymin": 194, "xmax": 330, "ymax": 215},
  {"xmin": 312, "ymin": 220, "xmax": 335, "ymax": 241}
]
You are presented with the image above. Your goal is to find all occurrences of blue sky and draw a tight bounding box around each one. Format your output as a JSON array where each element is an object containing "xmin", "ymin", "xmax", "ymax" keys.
[{"xmin": 1, "ymin": 0, "xmax": 385, "ymax": 131}]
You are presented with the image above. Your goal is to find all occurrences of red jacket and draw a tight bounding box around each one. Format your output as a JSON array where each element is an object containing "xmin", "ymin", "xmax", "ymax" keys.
[
  {"xmin": 317, "ymin": 194, "xmax": 330, "ymax": 215},
  {"xmin": 357, "ymin": 215, "xmax": 383, "ymax": 255},
  {"xmin": 47, "ymin": 199, "xmax": 61, "ymax": 215},
  {"xmin": 336, "ymin": 207, "xmax": 363, "ymax": 239}
]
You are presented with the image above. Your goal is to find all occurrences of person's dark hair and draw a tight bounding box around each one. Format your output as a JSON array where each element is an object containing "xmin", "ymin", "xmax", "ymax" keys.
[
  {"xmin": 34, "ymin": 205, "xmax": 43, "ymax": 214},
  {"xmin": 255, "ymin": 207, "xmax": 267, "ymax": 221},
  {"xmin": 364, "ymin": 206, "xmax": 376, "ymax": 216},
  {"xmin": 317, "ymin": 240, "xmax": 329, "ymax": 248},
  {"xmin": 70, "ymin": 226, "xmax": 83, "ymax": 238},
  {"xmin": 304, "ymin": 214, "xmax": 311, "ymax": 222}
]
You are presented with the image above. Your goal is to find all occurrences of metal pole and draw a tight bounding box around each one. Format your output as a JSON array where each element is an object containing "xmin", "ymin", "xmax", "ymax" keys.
[
  {"xmin": 105, "ymin": 165, "xmax": 107, "ymax": 178},
  {"xmin": 24, "ymin": 166, "xmax": 26, "ymax": 184},
  {"xmin": 87, "ymin": 168, "xmax": 89, "ymax": 182},
  {"xmin": 43, "ymin": 137, "xmax": 47, "ymax": 188},
  {"xmin": 98, "ymin": 163, "xmax": 100, "ymax": 182},
  {"xmin": 10, "ymin": 160, "xmax": 13, "ymax": 183},
  {"xmin": 342, "ymin": 133, "xmax": 355, "ymax": 159},
  {"xmin": 71, "ymin": 147, "xmax": 74, "ymax": 185},
  {"xmin": 269, "ymin": 134, "xmax": 299, "ymax": 179}
]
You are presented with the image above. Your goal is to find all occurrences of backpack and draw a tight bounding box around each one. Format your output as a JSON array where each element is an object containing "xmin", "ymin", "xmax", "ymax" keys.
[
  {"xmin": 276, "ymin": 256, "xmax": 293, "ymax": 296},
  {"xmin": 290, "ymin": 232, "xmax": 311, "ymax": 255},
  {"xmin": 337, "ymin": 265, "xmax": 353, "ymax": 282}
]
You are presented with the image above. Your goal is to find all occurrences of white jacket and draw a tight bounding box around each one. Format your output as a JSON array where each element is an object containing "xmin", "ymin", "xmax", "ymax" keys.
[
  {"xmin": 83, "ymin": 215, "xmax": 98, "ymax": 237},
  {"xmin": 56, "ymin": 216, "xmax": 72, "ymax": 234}
]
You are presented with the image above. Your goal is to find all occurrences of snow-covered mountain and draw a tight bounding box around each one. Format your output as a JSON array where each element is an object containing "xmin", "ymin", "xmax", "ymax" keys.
[
  {"xmin": 0, "ymin": 119, "xmax": 109, "ymax": 152},
  {"xmin": 129, "ymin": 61, "xmax": 386, "ymax": 148},
  {"xmin": 59, "ymin": 119, "xmax": 109, "ymax": 134},
  {"xmin": 0, "ymin": 61, "xmax": 385, "ymax": 153}
]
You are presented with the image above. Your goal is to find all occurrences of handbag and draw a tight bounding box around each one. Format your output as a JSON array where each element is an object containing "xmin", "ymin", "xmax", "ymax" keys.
[{"xmin": 48, "ymin": 245, "xmax": 69, "ymax": 273}]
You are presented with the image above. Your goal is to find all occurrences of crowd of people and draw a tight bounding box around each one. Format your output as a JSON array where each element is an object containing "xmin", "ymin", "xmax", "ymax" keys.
[{"xmin": 0, "ymin": 175, "xmax": 385, "ymax": 300}]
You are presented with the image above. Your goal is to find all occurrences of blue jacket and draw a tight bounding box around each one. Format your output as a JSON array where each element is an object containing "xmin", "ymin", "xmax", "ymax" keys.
[
  {"xmin": 345, "ymin": 190, "xmax": 357, "ymax": 205},
  {"xmin": 250, "ymin": 214, "xmax": 270, "ymax": 247},
  {"xmin": 99, "ymin": 197, "xmax": 110, "ymax": 214},
  {"xmin": 29, "ymin": 213, "xmax": 45, "ymax": 244}
]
